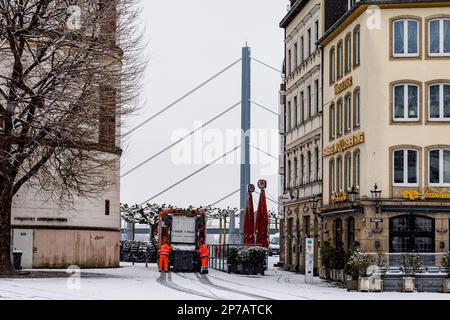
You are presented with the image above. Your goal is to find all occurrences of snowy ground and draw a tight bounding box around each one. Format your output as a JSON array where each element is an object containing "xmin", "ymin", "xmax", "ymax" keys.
[{"xmin": 1, "ymin": 257, "xmax": 450, "ymax": 300}]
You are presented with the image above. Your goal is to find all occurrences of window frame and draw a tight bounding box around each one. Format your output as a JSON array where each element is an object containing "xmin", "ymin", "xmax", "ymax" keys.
[
  {"xmin": 329, "ymin": 46, "xmax": 336, "ymax": 85},
  {"xmin": 428, "ymin": 148, "xmax": 450, "ymax": 187},
  {"xmin": 392, "ymin": 18, "xmax": 420, "ymax": 57},
  {"xmin": 427, "ymin": 82, "xmax": 450, "ymax": 121},
  {"xmin": 344, "ymin": 92, "xmax": 352, "ymax": 133},
  {"xmin": 344, "ymin": 152, "xmax": 352, "ymax": 192},
  {"xmin": 353, "ymin": 25, "xmax": 361, "ymax": 68},
  {"xmin": 336, "ymin": 98, "xmax": 343, "ymax": 137},
  {"xmin": 329, "ymin": 102, "xmax": 336, "ymax": 140},
  {"xmin": 344, "ymin": 33, "xmax": 352, "ymax": 74},
  {"xmin": 427, "ymin": 17, "xmax": 450, "ymax": 57},
  {"xmin": 392, "ymin": 82, "xmax": 421, "ymax": 122},
  {"xmin": 392, "ymin": 148, "xmax": 420, "ymax": 187},
  {"xmin": 330, "ymin": 158, "xmax": 336, "ymax": 194},
  {"xmin": 337, "ymin": 41, "xmax": 344, "ymax": 80},
  {"xmin": 336, "ymin": 156, "xmax": 343, "ymax": 193},
  {"xmin": 353, "ymin": 87, "xmax": 361, "ymax": 129},
  {"xmin": 353, "ymin": 149, "xmax": 360, "ymax": 189}
]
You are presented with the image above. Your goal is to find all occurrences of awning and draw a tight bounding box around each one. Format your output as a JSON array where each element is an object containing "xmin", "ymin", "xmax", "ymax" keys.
[
  {"xmin": 319, "ymin": 208, "xmax": 362, "ymax": 217},
  {"xmin": 382, "ymin": 206, "xmax": 450, "ymax": 213}
]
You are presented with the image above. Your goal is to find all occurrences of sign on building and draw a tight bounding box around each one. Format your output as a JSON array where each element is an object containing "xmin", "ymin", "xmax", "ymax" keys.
[{"xmin": 305, "ymin": 238, "xmax": 314, "ymax": 283}]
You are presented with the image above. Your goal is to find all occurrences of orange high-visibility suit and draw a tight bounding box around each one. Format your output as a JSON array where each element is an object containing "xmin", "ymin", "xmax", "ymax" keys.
[
  {"xmin": 198, "ymin": 244, "xmax": 209, "ymax": 273},
  {"xmin": 158, "ymin": 243, "xmax": 171, "ymax": 272}
]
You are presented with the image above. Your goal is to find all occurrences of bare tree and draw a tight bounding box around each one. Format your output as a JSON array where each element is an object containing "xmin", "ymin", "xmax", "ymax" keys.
[{"xmin": 0, "ymin": 0, "xmax": 145, "ymax": 273}]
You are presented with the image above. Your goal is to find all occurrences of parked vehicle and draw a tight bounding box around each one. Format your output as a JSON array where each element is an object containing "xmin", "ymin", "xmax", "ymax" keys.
[
  {"xmin": 269, "ymin": 233, "xmax": 280, "ymax": 256},
  {"xmin": 120, "ymin": 239, "xmax": 157, "ymax": 263}
]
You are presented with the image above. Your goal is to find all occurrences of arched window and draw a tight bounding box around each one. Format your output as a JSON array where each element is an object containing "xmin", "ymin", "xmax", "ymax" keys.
[
  {"xmin": 329, "ymin": 47, "xmax": 336, "ymax": 84},
  {"xmin": 393, "ymin": 148, "xmax": 419, "ymax": 186},
  {"xmin": 353, "ymin": 25, "xmax": 361, "ymax": 67},
  {"xmin": 390, "ymin": 215, "xmax": 435, "ymax": 253},
  {"xmin": 353, "ymin": 149, "xmax": 360, "ymax": 189},
  {"xmin": 337, "ymin": 98, "xmax": 343, "ymax": 136},
  {"xmin": 347, "ymin": 217, "xmax": 356, "ymax": 249},
  {"xmin": 345, "ymin": 152, "xmax": 352, "ymax": 191},
  {"xmin": 329, "ymin": 103, "xmax": 336, "ymax": 140},
  {"xmin": 336, "ymin": 156, "xmax": 343, "ymax": 192},
  {"xmin": 337, "ymin": 41, "xmax": 344, "ymax": 79},
  {"xmin": 353, "ymin": 88, "xmax": 361, "ymax": 128},
  {"xmin": 428, "ymin": 148, "xmax": 450, "ymax": 186},
  {"xmin": 330, "ymin": 158, "xmax": 335, "ymax": 194},
  {"xmin": 428, "ymin": 17, "xmax": 450, "ymax": 56},
  {"xmin": 344, "ymin": 93, "xmax": 352, "ymax": 132},
  {"xmin": 345, "ymin": 33, "xmax": 352, "ymax": 73},
  {"xmin": 393, "ymin": 18, "xmax": 419, "ymax": 57}
]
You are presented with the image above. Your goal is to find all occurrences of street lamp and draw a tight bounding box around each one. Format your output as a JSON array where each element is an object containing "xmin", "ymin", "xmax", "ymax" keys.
[
  {"xmin": 348, "ymin": 186, "xmax": 358, "ymax": 204},
  {"xmin": 309, "ymin": 195, "xmax": 319, "ymax": 213},
  {"xmin": 370, "ymin": 183, "xmax": 382, "ymax": 213}
]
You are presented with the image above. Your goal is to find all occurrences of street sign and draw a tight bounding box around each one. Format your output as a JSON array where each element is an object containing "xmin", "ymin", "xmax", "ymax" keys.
[
  {"xmin": 370, "ymin": 218, "xmax": 383, "ymax": 223},
  {"xmin": 305, "ymin": 238, "xmax": 314, "ymax": 283}
]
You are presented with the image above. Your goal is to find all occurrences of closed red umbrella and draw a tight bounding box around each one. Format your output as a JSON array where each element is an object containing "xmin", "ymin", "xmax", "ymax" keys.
[
  {"xmin": 243, "ymin": 184, "xmax": 255, "ymax": 245},
  {"xmin": 255, "ymin": 180, "xmax": 269, "ymax": 248}
]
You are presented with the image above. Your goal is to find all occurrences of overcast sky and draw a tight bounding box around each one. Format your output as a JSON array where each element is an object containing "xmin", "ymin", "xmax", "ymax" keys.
[{"xmin": 120, "ymin": 0, "xmax": 289, "ymax": 211}]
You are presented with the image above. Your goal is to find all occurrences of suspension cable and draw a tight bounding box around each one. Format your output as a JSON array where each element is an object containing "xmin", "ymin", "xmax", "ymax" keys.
[
  {"xmin": 139, "ymin": 145, "xmax": 240, "ymax": 205},
  {"xmin": 250, "ymin": 100, "xmax": 279, "ymax": 116},
  {"xmin": 123, "ymin": 58, "xmax": 242, "ymax": 137},
  {"xmin": 250, "ymin": 144, "xmax": 278, "ymax": 160},
  {"xmin": 121, "ymin": 101, "xmax": 241, "ymax": 178},
  {"xmin": 208, "ymin": 188, "xmax": 240, "ymax": 207},
  {"xmin": 251, "ymin": 57, "xmax": 282, "ymax": 74}
]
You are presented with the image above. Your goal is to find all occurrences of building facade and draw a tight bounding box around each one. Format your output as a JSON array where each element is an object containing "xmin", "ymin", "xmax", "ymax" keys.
[
  {"xmin": 4, "ymin": 2, "xmax": 122, "ymax": 269},
  {"xmin": 319, "ymin": 0, "xmax": 450, "ymax": 257},
  {"xmin": 279, "ymin": 0, "xmax": 323, "ymax": 273}
]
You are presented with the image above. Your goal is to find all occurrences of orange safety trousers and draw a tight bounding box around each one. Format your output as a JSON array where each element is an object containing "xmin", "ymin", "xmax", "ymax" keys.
[
  {"xmin": 159, "ymin": 255, "xmax": 169, "ymax": 271},
  {"xmin": 201, "ymin": 257, "xmax": 208, "ymax": 268}
]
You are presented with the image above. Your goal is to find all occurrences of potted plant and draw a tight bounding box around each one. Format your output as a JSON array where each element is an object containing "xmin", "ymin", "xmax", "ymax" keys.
[
  {"xmin": 227, "ymin": 246, "xmax": 240, "ymax": 274},
  {"xmin": 441, "ymin": 251, "xmax": 450, "ymax": 293},
  {"xmin": 400, "ymin": 252, "xmax": 422, "ymax": 292},
  {"xmin": 320, "ymin": 242, "xmax": 333, "ymax": 279},
  {"xmin": 247, "ymin": 246, "xmax": 268, "ymax": 275},
  {"xmin": 331, "ymin": 244, "xmax": 346, "ymax": 282},
  {"xmin": 344, "ymin": 247, "xmax": 360, "ymax": 291}
]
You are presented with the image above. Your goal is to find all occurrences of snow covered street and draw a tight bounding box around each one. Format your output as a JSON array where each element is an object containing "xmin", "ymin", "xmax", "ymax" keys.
[{"xmin": 1, "ymin": 257, "xmax": 450, "ymax": 300}]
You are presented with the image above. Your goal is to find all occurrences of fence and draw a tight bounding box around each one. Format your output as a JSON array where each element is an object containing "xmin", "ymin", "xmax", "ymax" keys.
[
  {"xmin": 365, "ymin": 253, "xmax": 447, "ymax": 274},
  {"xmin": 208, "ymin": 244, "xmax": 268, "ymax": 273}
]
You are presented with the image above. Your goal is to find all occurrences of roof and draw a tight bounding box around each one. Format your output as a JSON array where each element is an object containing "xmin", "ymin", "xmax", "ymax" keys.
[
  {"xmin": 317, "ymin": 0, "xmax": 450, "ymax": 46},
  {"xmin": 280, "ymin": 0, "xmax": 312, "ymax": 28}
]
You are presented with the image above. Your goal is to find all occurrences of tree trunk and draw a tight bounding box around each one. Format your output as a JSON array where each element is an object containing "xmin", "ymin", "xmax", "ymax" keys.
[{"xmin": 0, "ymin": 186, "xmax": 13, "ymax": 274}]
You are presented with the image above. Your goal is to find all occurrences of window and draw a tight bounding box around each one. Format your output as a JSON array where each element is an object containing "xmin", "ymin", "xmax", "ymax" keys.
[
  {"xmin": 337, "ymin": 42, "xmax": 344, "ymax": 79},
  {"xmin": 314, "ymin": 79, "xmax": 319, "ymax": 114},
  {"xmin": 334, "ymin": 218, "xmax": 343, "ymax": 249},
  {"xmin": 347, "ymin": 217, "xmax": 355, "ymax": 250},
  {"xmin": 393, "ymin": 19, "xmax": 419, "ymax": 56},
  {"xmin": 348, "ymin": 0, "xmax": 360, "ymax": 10},
  {"xmin": 353, "ymin": 150, "xmax": 360, "ymax": 189},
  {"xmin": 345, "ymin": 33, "xmax": 352, "ymax": 73},
  {"xmin": 294, "ymin": 96, "xmax": 298, "ymax": 126},
  {"xmin": 300, "ymin": 36, "xmax": 305, "ymax": 62},
  {"xmin": 307, "ymin": 85, "xmax": 312, "ymax": 119},
  {"xmin": 428, "ymin": 148, "xmax": 450, "ymax": 186},
  {"xmin": 428, "ymin": 83, "xmax": 450, "ymax": 120},
  {"xmin": 294, "ymin": 43, "xmax": 298, "ymax": 70},
  {"xmin": 105, "ymin": 200, "xmax": 110, "ymax": 216},
  {"xmin": 390, "ymin": 215, "xmax": 435, "ymax": 253},
  {"xmin": 337, "ymin": 99, "xmax": 343, "ymax": 136},
  {"xmin": 353, "ymin": 88, "xmax": 360, "ymax": 128},
  {"xmin": 308, "ymin": 151, "xmax": 312, "ymax": 183},
  {"xmin": 307, "ymin": 28, "xmax": 312, "ymax": 57},
  {"xmin": 288, "ymin": 49, "xmax": 292, "ymax": 74},
  {"xmin": 294, "ymin": 158, "xmax": 298, "ymax": 186},
  {"xmin": 428, "ymin": 18, "xmax": 450, "ymax": 56},
  {"xmin": 286, "ymin": 101, "xmax": 291, "ymax": 131},
  {"xmin": 315, "ymin": 147, "xmax": 320, "ymax": 182},
  {"xmin": 287, "ymin": 160, "xmax": 291, "ymax": 188},
  {"xmin": 393, "ymin": 149, "xmax": 418, "ymax": 186},
  {"xmin": 329, "ymin": 47, "xmax": 336, "ymax": 84},
  {"xmin": 393, "ymin": 83, "xmax": 419, "ymax": 121},
  {"xmin": 330, "ymin": 103, "xmax": 336, "ymax": 140},
  {"xmin": 345, "ymin": 93, "xmax": 352, "ymax": 132},
  {"xmin": 300, "ymin": 154, "xmax": 305, "ymax": 185},
  {"xmin": 337, "ymin": 157, "xmax": 343, "ymax": 192},
  {"xmin": 353, "ymin": 26, "xmax": 360, "ymax": 66},
  {"xmin": 330, "ymin": 159, "xmax": 336, "ymax": 193},
  {"xmin": 315, "ymin": 20, "xmax": 319, "ymax": 50},
  {"xmin": 300, "ymin": 91, "xmax": 305, "ymax": 123},
  {"xmin": 345, "ymin": 153, "xmax": 352, "ymax": 191}
]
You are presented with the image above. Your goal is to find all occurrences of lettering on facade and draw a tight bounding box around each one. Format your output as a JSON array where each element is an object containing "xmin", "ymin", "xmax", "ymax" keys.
[
  {"xmin": 323, "ymin": 132, "xmax": 365, "ymax": 157},
  {"xmin": 334, "ymin": 76, "xmax": 353, "ymax": 95},
  {"xmin": 331, "ymin": 192, "xmax": 348, "ymax": 203},
  {"xmin": 402, "ymin": 188, "xmax": 450, "ymax": 200}
]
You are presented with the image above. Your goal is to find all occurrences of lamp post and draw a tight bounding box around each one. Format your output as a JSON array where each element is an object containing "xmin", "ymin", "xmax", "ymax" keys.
[
  {"xmin": 370, "ymin": 183, "xmax": 382, "ymax": 213},
  {"xmin": 309, "ymin": 195, "xmax": 319, "ymax": 213},
  {"xmin": 348, "ymin": 186, "xmax": 358, "ymax": 205}
]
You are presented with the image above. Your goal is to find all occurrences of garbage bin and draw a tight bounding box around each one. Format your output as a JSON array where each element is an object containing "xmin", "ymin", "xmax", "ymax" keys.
[{"xmin": 13, "ymin": 250, "xmax": 23, "ymax": 270}]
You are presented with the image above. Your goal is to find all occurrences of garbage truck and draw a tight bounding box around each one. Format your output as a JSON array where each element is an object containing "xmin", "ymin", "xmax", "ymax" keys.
[{"xmin": 156, "ymin": 207, "xmax": 206, "ymax": 272}]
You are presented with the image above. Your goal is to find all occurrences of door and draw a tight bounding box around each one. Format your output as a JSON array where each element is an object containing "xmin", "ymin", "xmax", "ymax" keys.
[{"xmin": 12, "ymin": 229, "xmax": 34, "ymax": 269}]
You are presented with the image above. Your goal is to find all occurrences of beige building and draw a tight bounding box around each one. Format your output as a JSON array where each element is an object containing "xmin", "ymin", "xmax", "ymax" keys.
[
  {"xmin": 279, "ymin": 0, "xmax": 323, "ymax": 274},
  {"xmin": 319, "ymin": 0, "xmax": 450, "ymax": 258}
]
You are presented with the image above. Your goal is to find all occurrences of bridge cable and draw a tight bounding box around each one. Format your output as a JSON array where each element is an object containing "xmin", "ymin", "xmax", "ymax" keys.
[
  {"xmin": 250, "ymin": 144, "xmax": 278, "ymax": 160},
  {"xmin": 139, "ymin": 145, "xmax": 241, "ymax": 206},
  {"xmin": 123, "ymin": 58, "xmax": 242, "ymax": 137},
  {"xmin": 208, "ymin": 188, "xmax": 240, "ymax": 207},
  {"xmin": 251, "ymin": 57, "xmax": 282, "ymax": 74},
  {"xmin": 121, "ymin": 101, "xmax": 241, "ymax": 178},
  {"xmin": 250, "ymin": 100, "xmax": 279, "ymax": 116}
]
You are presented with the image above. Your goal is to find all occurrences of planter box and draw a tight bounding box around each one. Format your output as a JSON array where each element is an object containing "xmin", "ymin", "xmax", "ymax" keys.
[
  {"xmin": 358, "ymin": 277, "xmax": 383, "ymax": 292},
  {"xmin": 319, "ymin": 268, "xmax": 326, "ymax": 279},
  {"xmin": 227, "ymin": 264, "xmax": 237, "ymax": 274},
  {"xmin": 346, "ymin": 279, "xmax": 358, "ymax": 291},
  {"xmin": 443, "ymin": 278, "xmax": 450, "ymax": 293},
  {"xmin": 402, "ymin": 277, "xmax": 416, "ymax": 292}
]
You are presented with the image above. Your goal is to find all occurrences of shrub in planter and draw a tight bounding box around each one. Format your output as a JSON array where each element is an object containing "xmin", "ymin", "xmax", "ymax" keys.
[
  {"xmin": 247, "ymin": 246, "xmax": 267, "ymax": 275},
  {"xmin": 400, "ymin": 252, "xmax": 422, "ymax": 292},
  {"xmin": 441, "ymin": 251, "xmax": 450, "ymax": 293},
  {"xmin": 330, "ymin": 244, "xmax": 346, "ymax": 282},
  {"xmin": 227, "ymin": 246, "xmax": 240, "ymax": 273},
  {"xmin": 345, "ymin": 248, "xmax": 380, "ymax": 292},
  {"xmin": 320, "ymin": 242, "xmax": 333, "ymax": 279}
]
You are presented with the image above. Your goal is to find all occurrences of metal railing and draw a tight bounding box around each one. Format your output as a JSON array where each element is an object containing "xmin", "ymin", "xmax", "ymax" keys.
[
  {"xmin": 208, "ymin": 244, "xmax": 268, "ymax": 273},
  {"xmin": 365, "ymin": 253, "xmax": 448, "ymax": 274}
]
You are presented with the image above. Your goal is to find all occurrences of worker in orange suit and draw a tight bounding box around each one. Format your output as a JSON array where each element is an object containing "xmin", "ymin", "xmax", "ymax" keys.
[
  {"xmin": 158, "ymin": 241, "xmax": 171, "ymax": 272},
  {"xmin": 198, "ymin": 242, "xmax": 209, "ymax": 274}
]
